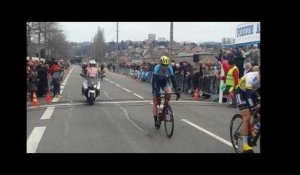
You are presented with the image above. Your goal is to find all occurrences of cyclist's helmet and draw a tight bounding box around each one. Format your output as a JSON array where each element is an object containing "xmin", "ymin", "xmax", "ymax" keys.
[
  {"xmin": 89, "ymin": 60, "xmax": 96, "ymax": 67},
  {"xmin": 160, "ymin": 56, "xmax": 170, "ymax": 67}
]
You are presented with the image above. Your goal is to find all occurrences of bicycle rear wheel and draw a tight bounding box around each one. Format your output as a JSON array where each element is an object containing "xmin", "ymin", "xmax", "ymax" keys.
[
  {"xmin": 164, "ymin": 104, "xmax": 174, "ymax": 138},
  {"xmin": 230, "ymin": 114, "xmax": 243, "ymax": 153}
]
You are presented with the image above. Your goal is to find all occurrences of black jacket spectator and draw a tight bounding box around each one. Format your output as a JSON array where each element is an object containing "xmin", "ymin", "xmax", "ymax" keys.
[
  {"xmin": 233, "ymin": 49, "xmax": 245, "ymax": 79},
  {"xmin": 36, "ymin": 64, "xmax": 48, "ymax": 97}
]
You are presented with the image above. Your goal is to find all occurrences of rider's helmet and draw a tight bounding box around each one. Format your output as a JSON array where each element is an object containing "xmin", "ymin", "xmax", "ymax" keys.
[
  {"xmin": 89, "ymin": 60, "xmax": 96, "ymax": 67},
  {"xmin": 160, "ymin": 56, "xmax": 170, "ymax": 67}
]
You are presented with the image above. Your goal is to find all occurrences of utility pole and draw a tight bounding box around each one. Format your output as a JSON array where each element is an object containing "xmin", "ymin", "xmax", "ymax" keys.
[
  {"xmin": 170, "ymin": 22, "xmax": 173, "ymax": 60},
  {"xmin": 116, "ymin": 22, "xmax": 119, "ymax": 63},
  {"xmin": 27, "ymin": 22, "xmax": 31, "ymax": 57},
  {"xmin": 117, "ymin": 22, "xmax": 119, "ymax": 51},
  {"xmin": 38, "ymin": 22, "xmax": 41, "ymax": 59},
  {"xmin": 90, "ymin": 37, "xmax": 93, "ymax": 61}
]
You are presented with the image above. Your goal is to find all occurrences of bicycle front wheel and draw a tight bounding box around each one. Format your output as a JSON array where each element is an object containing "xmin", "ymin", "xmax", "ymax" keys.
[
  {"xmin": 164, "ymin": 104, "xmax": 174, "ymax": 138},
  {"xmin": 230, "ymin": 114, "xmax": 243, "ymax": 153}
]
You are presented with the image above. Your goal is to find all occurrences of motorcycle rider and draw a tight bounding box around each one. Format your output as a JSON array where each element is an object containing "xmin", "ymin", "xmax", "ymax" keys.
[
  {"xmin": 100, "ymin": 63, "xmax": 105, "ymax": 80},
  {"xmin": 86, "ymin": 60, "xmax": 98, "ymax": 77},
  {"xmin": 82, "ymin": 62, "xmax": 88, "ymax": 75},
  {"xmin": 82, "ymin": 60, "xmax": 100, "ymax": 97}
]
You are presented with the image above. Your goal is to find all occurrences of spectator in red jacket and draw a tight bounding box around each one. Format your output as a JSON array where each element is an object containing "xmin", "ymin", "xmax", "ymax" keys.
[
  {"xmin": 222, "ymin": 59, "xmax": 230, "ymax": 75},
  {"xmin": 48, "ymin": 61, "xmax": 61, "ymax": 76},
  {"xmin": 49, "ymin": 61, "xmax": 63, "ymax": 97}
]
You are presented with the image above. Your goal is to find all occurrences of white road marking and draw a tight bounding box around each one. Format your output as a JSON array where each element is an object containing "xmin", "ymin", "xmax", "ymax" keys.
[
  {"xmin": 133, "ymin": 93, "xmax": 144, "ymax": 99},
  {"xmin": 27, "ymin": 100, "xmax": 220, "ymax": 109},
  {"xmin": 181, "ymin": 119, "xmax": 233, "ymax": 147},
  {"xmin": 64, "ymin": 66, "xmax": 74, "ymax": 81},
  {"xmin": 40, "ymin": 107, "xmax": 55, "ymax": 120},
  {"xmin": 122, "ymin": 88, "xmax": 131, "ymax": 92},
  {"xmin": 27, "ymin": 101, "xmax": 152, "ymax": 109},
  {"xmin": 171, "ymin": 100, "xmax": 214, "ymax": 104},
  {"xmin": 115, "ymin": 84, "xmax": 121, "ymax": 87},
  {"xmin": 27, "ymin": 126, "xmax": 46, "ymax": 153}
]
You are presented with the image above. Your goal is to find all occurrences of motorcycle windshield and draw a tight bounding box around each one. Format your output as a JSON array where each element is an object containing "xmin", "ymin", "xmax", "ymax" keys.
[{"xmin": 87, "ymin": 77, "xmax": 99, "ymax": 87}]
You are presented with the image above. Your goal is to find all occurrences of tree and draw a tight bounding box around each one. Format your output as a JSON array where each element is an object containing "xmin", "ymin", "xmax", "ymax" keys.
[
  {"xmin": 91, "ymin": 27, "xmax": 106, "ymax": 63},
  {"xmin": 27, "ymin": 22, "xmax": 74, "ymax": 60},
  {"xmin": 29, "ymin": 22, "xmax": 43, "ymax": 58},
  {"xmin": 26, "ymin": 22, "xmax": 32, "ymax": 56}
]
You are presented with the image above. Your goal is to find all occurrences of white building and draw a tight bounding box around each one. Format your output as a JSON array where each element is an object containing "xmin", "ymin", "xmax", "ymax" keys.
[
  {"xmin": 222, "ymin": 38, "xmax": 235, "ymax": 45},
  {"xmin": 158, "ymin": 37, "xmax": 166, "ymax": 42}
]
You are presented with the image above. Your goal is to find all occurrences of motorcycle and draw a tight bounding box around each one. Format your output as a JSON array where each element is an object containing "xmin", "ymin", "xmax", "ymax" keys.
[{"xmin": 80, "ymin": 74, "xmax": 101, "ymax": 105}]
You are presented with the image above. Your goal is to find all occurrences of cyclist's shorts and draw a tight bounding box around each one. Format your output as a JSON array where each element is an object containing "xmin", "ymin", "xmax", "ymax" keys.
[
  {"xmin": 152, "ymin": 79, "xmax": 170, "ymax": 97},
  {"xmin": 235, "ymin": 88, "xmax": 261, "ymax": 110}
]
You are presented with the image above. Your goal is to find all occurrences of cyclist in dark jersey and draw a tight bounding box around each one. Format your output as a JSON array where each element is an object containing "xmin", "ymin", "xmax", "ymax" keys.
[{"xmin": 235, "ymin": 66, "xmax": 260, "ymax": 153}]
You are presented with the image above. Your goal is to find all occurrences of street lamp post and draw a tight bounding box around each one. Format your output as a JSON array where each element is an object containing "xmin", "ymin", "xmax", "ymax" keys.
[{"xmin": 170, "ymin": 22, "xmax": 173, "ymax": 59}]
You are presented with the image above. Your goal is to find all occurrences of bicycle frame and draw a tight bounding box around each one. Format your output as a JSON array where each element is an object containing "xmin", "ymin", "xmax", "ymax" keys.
[
  {"xmin": 157, "ymin": 94, "xmax": 169, "ymax": 120},
  {"xmin": 157, "ymin": 92, "xmax": 177, "ymax": 120},
  {"xmin": 249, "ymin": 112, "xmax": 261, "ymax": 146},
  {"xmin": 230, "ymin": 109, "xmax": 261, "ymax": 153},
  {"xmin": 155, "ymin": 92, "xmax": 178, "ymax": 138}
]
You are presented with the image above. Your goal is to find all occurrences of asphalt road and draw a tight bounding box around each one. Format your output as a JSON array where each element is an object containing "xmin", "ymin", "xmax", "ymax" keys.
[{"xmin": 27, "ymin": 65, "xmax": 260, "ymax": 153}]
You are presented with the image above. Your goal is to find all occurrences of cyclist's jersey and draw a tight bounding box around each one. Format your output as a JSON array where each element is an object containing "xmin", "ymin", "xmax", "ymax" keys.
[
  {"xmin": 152, "ymin": 64, "xmax": 174, "ymax": 97},
  {"xmin": 153, "ymin": 64, "xmax": 174, "ymax": 79},
  {"xmin": 238, "ymin": 72, "xmax": 260, "ymax": 92}
]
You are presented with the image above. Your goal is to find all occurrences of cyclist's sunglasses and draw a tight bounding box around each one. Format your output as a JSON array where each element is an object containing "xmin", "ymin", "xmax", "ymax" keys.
[{"xmin": 161, "ymin": 64, "xmax": 169, "ymax": 67}]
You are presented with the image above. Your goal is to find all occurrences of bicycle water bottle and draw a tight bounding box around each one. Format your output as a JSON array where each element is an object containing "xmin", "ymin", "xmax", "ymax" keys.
[{"xmin": 159, "ymin": 104, "xmax": 164, "ymax": 114}]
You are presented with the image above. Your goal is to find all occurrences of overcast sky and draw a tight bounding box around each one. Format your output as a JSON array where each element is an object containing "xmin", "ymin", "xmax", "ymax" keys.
[{"xmin": 58, "ymin": 22, "xmax": 247, "ymax": 43}]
